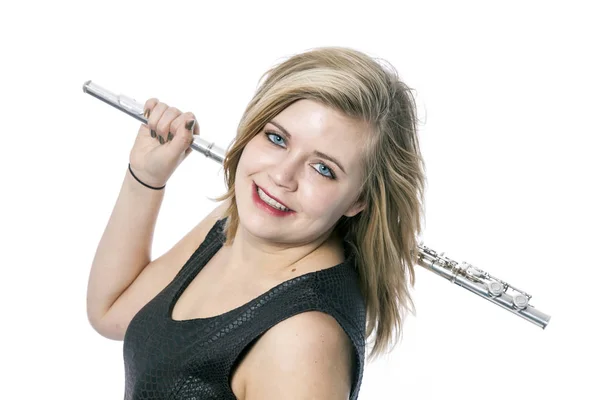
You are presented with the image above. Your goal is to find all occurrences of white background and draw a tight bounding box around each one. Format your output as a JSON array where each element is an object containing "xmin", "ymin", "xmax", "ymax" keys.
[{"xmin": 1, "ymin": 0, "xmax": 598, "ymax": 398}]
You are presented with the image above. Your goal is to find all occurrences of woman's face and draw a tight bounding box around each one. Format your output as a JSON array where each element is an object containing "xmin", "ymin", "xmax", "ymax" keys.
[{"xmin": 234, "ymin": 99, "xmax": 368, "ymax": 246}]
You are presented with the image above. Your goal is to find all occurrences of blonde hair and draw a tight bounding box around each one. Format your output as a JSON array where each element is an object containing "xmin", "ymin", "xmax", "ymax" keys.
[{"xmin": 214, "ymin": 47, "xmax": 426, "ymax": 362}]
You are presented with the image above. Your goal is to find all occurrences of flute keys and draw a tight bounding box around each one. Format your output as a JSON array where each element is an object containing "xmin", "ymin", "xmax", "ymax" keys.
[
  {"xmin": 513, "ymin": 294, "xmax": 529, "ymax": 309},
  {"xmin": 465, "ymin": 265, "xmax": 486, "ymax": 279},
  {"xmin": 487, "ymin": 281, "xmax": 504, "ymax": 297}
]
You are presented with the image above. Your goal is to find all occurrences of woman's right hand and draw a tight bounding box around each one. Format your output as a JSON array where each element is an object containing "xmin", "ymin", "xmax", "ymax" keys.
[{"xmin": 128, "ymin": 98, "xmax": 200, "ymax": 188}]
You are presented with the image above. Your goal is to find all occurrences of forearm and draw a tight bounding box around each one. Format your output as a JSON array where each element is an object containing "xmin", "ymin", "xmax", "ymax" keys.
[{"xmin": 86, "ymin": 166, "xmax": 165, "ymax": 326}]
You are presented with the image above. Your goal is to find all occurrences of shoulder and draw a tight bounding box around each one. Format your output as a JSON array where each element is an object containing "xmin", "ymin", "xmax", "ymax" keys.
[{"xmin": 239, "ymin": 311, "xmax": 354, "ymax": 399}]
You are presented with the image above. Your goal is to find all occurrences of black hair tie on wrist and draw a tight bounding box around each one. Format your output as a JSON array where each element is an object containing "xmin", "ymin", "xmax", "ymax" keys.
[{"xmin": 128, "ymin": 163, "xmax": 166, "ymax": 190}]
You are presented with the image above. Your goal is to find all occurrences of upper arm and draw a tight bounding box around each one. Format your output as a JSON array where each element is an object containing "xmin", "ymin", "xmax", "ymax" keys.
[
  {"xmin": 241, "ymin": 311, "xmax": 354, "ymax": 400},
  {"xmin": 96, "ymin": 199, "xmax": 230, "ymax": 340}
]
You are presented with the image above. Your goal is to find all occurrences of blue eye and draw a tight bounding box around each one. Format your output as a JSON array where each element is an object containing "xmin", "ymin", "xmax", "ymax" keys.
[
  {"xmin": 313, "ymin": 163, "xmax": 335, "ymax": 179},
  {"xmin": 266, "ymin": 132, "xmax": 285, "ymax": 147}
]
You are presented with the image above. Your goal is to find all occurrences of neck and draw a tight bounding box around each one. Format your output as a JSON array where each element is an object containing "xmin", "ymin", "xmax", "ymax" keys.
[{"xmin": 222, "ymin": 226, "xmax": 342, "ymax": 280}]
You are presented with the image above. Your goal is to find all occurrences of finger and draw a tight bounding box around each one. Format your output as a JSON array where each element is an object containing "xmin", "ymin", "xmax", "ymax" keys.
[
  {"xmin": 168, "ymin": 111, "xmax": 197, "ymax": 141},
  {"xmin": 166, "ymin": 118, "xmax": 196, "ymax": 158},
  {"xmin": 190, "ymin": 115, "xmax": 199, "ymax": 135},
  {"xmin": 143, "ymin": 98, "xmax": 159, "ymax": 119},
  {"xmin": 156, "ymin": 106, "xmax": 182, "ymax": 144},
  {"xmin": 147, "ymin": 102, "xmax": 169, "ymax": 140}
]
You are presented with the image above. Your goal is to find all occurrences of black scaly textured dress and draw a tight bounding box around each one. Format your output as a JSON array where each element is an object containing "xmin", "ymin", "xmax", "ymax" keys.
[{"xmin": 123, "ymin": 218, "xmax": 366, "ymax": 399}]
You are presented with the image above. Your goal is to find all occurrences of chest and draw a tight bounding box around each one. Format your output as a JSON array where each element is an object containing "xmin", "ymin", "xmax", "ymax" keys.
[
  {"xmin": 171, "ymin": 249, "xmax": 281, "ymax": 322},
  {"xmin": 170, "ymin": 250, "xmax": 298, "ymax": 398},
  {"xmin": 168, "ymin": 245, "xmax": 346, "ymax": 398}
]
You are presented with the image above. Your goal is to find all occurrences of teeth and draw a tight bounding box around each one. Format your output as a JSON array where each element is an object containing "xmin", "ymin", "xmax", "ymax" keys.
[{"xmin": 257, "ymin": 187, "xmax": 290, "ymax": 211}]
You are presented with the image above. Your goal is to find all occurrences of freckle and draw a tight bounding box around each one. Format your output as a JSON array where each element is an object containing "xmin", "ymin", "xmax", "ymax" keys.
[{"xmin": 292, "ymin": 268, "xmax": 296, "ymax": 272}]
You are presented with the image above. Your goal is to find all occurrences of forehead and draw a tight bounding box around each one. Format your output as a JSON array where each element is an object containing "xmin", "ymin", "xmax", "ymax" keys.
[{"xmin": 270, "ymin": 99, "xmax": 369, "ymax": 168}]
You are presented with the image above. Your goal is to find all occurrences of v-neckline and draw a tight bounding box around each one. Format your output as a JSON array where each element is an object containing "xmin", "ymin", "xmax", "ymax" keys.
[
  {"xmin": 167, "ymin": 218, "xmax": 355, "ymax": 323},
  {"xmin": 168, "ymin": 237, "xmax": 351, "ymax": 323}
]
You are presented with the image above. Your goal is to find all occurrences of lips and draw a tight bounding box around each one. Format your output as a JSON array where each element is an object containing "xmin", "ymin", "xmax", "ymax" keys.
[{"xmin": 254, "ymin": 182, "xmax": 292, "ymax": 210}]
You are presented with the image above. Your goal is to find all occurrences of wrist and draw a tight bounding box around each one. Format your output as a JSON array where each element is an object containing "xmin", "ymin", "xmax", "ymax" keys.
[{"xmin": 127, "ymin": 164, "xmax": 166, "ymax": 190}]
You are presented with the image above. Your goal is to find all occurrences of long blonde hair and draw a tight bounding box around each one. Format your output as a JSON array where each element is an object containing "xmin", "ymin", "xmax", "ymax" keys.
[{"xmin": 214, "ymin": 47, "xmax": 426, "ymax": 362}]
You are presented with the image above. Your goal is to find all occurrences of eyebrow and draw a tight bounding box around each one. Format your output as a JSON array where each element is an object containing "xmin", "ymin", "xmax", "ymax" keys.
[{"xmin": 268, "ymin": 120, "xmax": 347, "ymax": 174}]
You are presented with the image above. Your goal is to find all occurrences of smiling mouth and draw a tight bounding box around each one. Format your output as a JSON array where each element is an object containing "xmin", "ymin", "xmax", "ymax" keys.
[{"xmin": 253, "ymin": 183, "xmax": 293, "ymax": 212}]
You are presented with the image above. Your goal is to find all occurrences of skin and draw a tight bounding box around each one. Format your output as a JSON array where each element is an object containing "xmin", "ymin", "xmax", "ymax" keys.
[
  {"xmin": 228, "ymin": 99, "xmax": 369, "ymax": 280},
  {"xmin": 238, "ymin": 310, "xmax": 355, "ymax": 399}
]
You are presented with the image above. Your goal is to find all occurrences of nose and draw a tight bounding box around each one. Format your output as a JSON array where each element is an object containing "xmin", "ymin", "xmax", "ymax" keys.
[{"xmin": 269, "ymin": 155, "xmax": 299, "ymax": 191}]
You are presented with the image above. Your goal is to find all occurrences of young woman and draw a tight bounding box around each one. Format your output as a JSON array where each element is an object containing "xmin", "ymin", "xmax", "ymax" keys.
[{"xmin": 87, "ymin": 46, "xmax": 426, "ymax": 400}]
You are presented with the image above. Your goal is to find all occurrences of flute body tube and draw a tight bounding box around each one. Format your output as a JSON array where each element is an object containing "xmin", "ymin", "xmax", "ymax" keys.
[
  {"xmin": 82, "ymin": 80, "xmax": 551, "ymax": 329},
  {"xmin": 82, "ymin": 80, "xmax": 225, "ymax": 163}
]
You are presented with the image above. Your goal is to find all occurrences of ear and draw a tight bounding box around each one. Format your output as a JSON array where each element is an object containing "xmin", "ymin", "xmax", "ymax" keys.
[{"xmin": 343, "ymin": 199, "xmax": 366, "ymax": 218}]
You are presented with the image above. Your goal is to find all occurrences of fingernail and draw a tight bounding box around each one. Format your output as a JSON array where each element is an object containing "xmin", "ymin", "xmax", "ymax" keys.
[
  {"xmin": 167, "ymin": 132, "xmax": 173, "ymax": 142},
  {"xmin": 144, "ymin": 108, "xmax": 150, "ymax": 119},
  {"xmin": 150, "ymin": 129, "xmax": 157, "ymax": 138},
  {"xmin": 185, "ymin": 119, "xmax": 195, "ymax": 131},
  {"xmin": 158, "ymin": 135, "xmax": 165, "ymax": 144}
]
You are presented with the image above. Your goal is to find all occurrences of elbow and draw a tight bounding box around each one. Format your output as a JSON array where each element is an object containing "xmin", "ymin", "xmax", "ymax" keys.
[{"xmin": 87, "ymin": 312, "xmax": 126, "ymax": 341}]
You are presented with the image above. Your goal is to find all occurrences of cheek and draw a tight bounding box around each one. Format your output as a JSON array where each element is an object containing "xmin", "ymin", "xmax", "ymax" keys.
[
  {"xmin": 237, "ymin": 146, "xmax": 259, "ymax": 177},
  {"xmin": 301, "ymin": 185, "xmax": 344, "ymax": 215},
  {"xmin": 239, "ymin": 138, "xmax": 275, "ymax": 173}
]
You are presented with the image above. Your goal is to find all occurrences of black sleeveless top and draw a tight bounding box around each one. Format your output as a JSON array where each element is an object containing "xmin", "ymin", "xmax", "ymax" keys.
[{"xmin": 123, "ymin": 218, "xmax": 366, "ymax": 399}]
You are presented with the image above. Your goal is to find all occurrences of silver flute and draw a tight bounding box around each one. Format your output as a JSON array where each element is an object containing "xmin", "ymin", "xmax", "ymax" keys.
[
  {"xmin": 83, "ymin": 80, "xmax": 225, "ymax": 163},
  {"xmin": 82, "ymin": 80, "xmax": 551, "ymax": 329}
]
